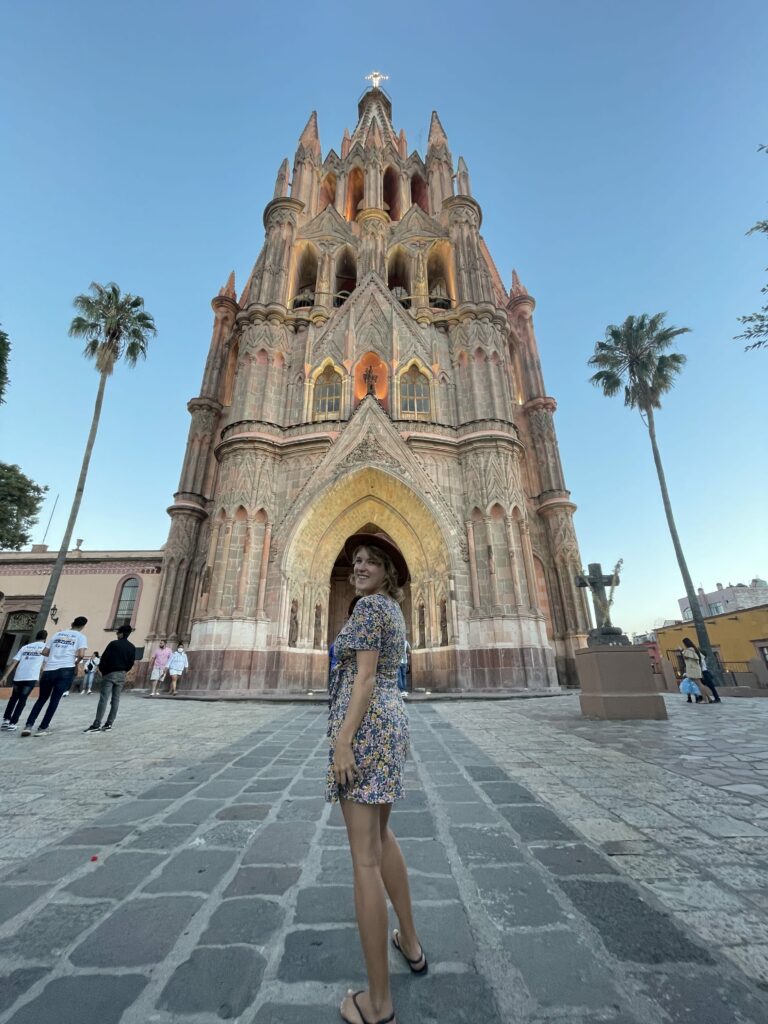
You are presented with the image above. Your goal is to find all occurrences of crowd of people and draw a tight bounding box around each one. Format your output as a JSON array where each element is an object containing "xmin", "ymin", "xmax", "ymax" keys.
[{"xmin": 1, "ymin": 619, "xmax": 188, "ymax": 736}]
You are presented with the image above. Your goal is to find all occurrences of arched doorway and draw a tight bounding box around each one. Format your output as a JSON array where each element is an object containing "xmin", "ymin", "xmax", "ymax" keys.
[{"xmin": 280, "ymin": 466, "xmax": 453, "ymax": 690}]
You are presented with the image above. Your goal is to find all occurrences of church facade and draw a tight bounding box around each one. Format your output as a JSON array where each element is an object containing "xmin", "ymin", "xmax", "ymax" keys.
[{"xmin": 148, "ymin": 85, "xmax": 591, "ymax": 694}]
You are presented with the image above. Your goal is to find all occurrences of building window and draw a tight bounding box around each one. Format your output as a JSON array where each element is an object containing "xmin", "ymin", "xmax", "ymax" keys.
[
  {"xmin": 682, "ymin": 607, "xmax": 693, "ymax": 620},
  {"xmin": 709, "ymin": 602, "xmax": 724, "ymax": 615},
  {"xmin": 113, "ymin": 578, "xmax": 139, "ymax": 627},
  {"xmin": 314, "ymin": 366, "xmax": 342, "ymax": 420},
  {"xmin": 400, "ymin": 366, "xmax": 430, "ymax": 418}
]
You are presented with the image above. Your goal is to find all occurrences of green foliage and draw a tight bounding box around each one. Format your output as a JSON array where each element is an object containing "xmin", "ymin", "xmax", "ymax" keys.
[
  {"xmin": 588, "ymin": 313, "xmax": 689, "ymax": 411},
  {"xmin": 736, "ymin": 144, "xmax": 767, "ymax": 351},
  {"xmin": 0, "ymin": 463, "xmax": 48, "ymax": 550},
  {"xmin": 69, "ymin": 281, "xmax": 157, "ymax": 375},
  {"xmin": 0, "ymin": 324, "xmax": 9, "ymax": 405}
]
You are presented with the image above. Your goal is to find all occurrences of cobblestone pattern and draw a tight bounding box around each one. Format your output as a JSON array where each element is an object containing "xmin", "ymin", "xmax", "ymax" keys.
[
  {"xmin": 1, "ymin": 698, "xmax": 767, "ymax": 1023},
  {"xmin": 438, "ymin": 693, "xmax": 768, "ymax": 995},
  {"xmin": 0, "ymin": 694, "xmax": 287, "ymax": 874}
]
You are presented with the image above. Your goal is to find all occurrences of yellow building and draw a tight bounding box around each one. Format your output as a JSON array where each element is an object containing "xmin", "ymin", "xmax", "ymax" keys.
[{"xmin": 656, "ymin": 605, "xmax": 768, "ymax": 690}]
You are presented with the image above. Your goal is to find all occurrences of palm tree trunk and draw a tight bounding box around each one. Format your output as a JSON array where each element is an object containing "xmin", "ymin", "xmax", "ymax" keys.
[
  {"xmin": 645, "ymin": 406, "xmax": 724, "ymax": 688},
  {"xmin": 34, "ymin": 371, "xmax": 109, "ymax": 634}
]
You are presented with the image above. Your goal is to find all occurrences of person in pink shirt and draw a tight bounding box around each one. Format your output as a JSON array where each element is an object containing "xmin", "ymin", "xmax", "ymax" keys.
[{"xmin": 148, "ymin": 640, "xmax": 172, "ymax": 696}]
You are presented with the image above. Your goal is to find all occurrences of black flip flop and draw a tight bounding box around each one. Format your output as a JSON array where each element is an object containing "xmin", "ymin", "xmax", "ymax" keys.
[
  {"xmin": 340, "ymin": 989, "xmax": 396, "ymax": 1024},
  {"xmin": 392, "ymin": 929, "xmax": 428, "ymax": 973}
]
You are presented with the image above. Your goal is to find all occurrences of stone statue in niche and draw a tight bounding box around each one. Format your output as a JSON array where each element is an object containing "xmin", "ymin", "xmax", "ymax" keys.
[
  {"xmin": 440, "ymin": 601, "xmax": 448, "ymax": 646},
  {"xmin": 313, "ymin": 605, "xmax": 322, "ymax": 649},
  {"xmin": 288, "ymin": 599, "xmax": 299, "ymax": 647}
]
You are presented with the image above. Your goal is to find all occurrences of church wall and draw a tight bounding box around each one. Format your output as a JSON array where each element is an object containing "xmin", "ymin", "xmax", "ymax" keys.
[{"xmin": 151, "ymin": 88, "xmax": 590, "ymax": 695}]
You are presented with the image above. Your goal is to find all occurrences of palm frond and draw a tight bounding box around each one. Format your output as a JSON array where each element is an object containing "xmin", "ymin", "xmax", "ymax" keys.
[
  {"xmin": 588, "ymin": 312, "xmax": 689, "ymax": 411},
  {"xmin": 68, "ymin": 281, "xmax": 157, "ymax": 375}
]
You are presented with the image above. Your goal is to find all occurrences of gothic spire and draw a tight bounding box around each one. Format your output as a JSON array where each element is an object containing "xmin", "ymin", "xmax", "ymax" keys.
[
  {"xmin": 427, "ymin": 111, "xmax": 449, "ymax": 150},
  {"xmin": 341, "ymin": 127, "xmax": 351, "ymax": 159},
  {"xmin": 456, "ymin": 156, "xmax": 471, "ymax": 197},
  {"xmin": 510, "ymin": 269, "xmax": 529, "ymax": 298},
  {"xmin": 273, "ymin": 158, "xmax": 290, "ymax": 198},
  {"xmin": 297, "ymin": 111, "xmax": 321, "ymax": 159},
  {"xmin": 218, "ymin": 271, "xmax": 236, "ymax": 299},
  {"xmin": 351, "ymin": 87, "xmax": 398, "ymax": 149}
]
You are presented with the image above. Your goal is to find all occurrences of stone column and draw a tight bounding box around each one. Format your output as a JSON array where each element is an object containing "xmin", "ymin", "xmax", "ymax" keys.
[
  {"xmin": 466, "ymin": 520, "xmax": 480, "ymax": 610},
  {"xmin": 198, "ymin": 519, "xmax": 221, "ymax": 614},
  {"xmin": 256, "ymin": 523, "xmax": 272, "ymax": 617},
  {"xmin": 504, "ymin": 515, "xmax": 523, "ymax": 607},
  {"xmin": 519, "ymin": 520, "xmax": 538, "ymax": 612},
  {"xmin": 211, "ymin": 520, "xmax": 233, "ymax": 615},
  {"xmin": 484, "ymin": 517, "xmax": 499, "ymax": 608},
  {"xmin": 257, "ymin": 198, "xmax": 303, "ymax": 306},
  {"xmin": 235, "ymin": 523, "xmax": 252, "ymax": 614}
]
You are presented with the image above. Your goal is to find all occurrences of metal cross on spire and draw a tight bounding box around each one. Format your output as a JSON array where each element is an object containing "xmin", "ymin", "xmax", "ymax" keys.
[{"xmin": 365, "ymin": 70, "xmax": 389, "ymax": 90}]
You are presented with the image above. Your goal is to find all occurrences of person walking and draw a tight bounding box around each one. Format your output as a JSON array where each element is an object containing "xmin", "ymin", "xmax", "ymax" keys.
[
  {"xmin": 397, "ymin": 639, "xmax": 411, "ymax": 693},
  {"xmin": 682, "ymin": 637, "xmax": 720, "ymax": 703},
  {"xmin": 166, "ymin": 643, "xmax": 188, "ymax": 695},
  {"xmin": 148, "ymin": 640, "xmax": 172, "ymax": 696},
  {"xmin": 1, "ymin": 630, "xmax": 47, "ymax": 732},
  {"xmin": 84, "ymin": 625, "xmax": 136, "ymax": 733},
  {"xmin": 328, "ymin": 534, "xmax": 425, "ymax": 1024},
  {"xmin": 82, "ymin": 652, "xmax": 100, "ymax": 694},
  {"xmin": 21, "ymin": 617, "xmax": 88, "ymax": 736}
]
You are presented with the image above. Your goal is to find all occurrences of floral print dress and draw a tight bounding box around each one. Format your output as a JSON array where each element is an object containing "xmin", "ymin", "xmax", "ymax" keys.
[{"xmin": 326, "ymin": 593, "xmax": 409, "ymax": 805}]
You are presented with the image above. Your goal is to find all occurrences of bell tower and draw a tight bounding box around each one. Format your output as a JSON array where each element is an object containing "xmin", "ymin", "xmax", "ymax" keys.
[{"xmin": 150, "ymin": 78, "xmax": 590, "ymax": 693}]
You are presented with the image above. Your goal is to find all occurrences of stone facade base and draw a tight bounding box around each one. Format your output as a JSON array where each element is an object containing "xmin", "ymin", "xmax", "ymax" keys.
[
  {"xmin": 576, "ymin": 645, "xmax": 668, "ymax": 721},
  {"xmin": 137, "ymin": 642, "xmax": 560, "ymax": 694}
]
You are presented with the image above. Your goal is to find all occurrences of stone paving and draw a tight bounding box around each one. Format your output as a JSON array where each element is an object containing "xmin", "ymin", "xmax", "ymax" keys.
[{"xmin": 0, "ymin": 693, "xmax": 767, "ymax": 1023}]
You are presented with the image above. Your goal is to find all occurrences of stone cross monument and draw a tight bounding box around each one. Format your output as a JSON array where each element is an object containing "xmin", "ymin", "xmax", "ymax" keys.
[{"xmin": 576, "ymin": 561, "xmax": 629, "ymax": 646}]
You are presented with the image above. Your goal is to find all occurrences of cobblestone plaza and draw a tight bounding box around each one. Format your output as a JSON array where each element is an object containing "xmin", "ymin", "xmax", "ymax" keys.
[{"xmin": 2, "ymin": 694, "xmax": 768, "ymax": 1023}]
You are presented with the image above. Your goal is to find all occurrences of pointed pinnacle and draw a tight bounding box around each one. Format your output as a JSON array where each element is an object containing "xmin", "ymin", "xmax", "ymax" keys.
[
  {"xmin": 219, "ymin": 271, "xmax": 236, "ymax": 299},
  {"xmin": 367, "ymin": 117, "xmax": 384, "ymax": 149},
  {"xmin": 510, "ymin": 269, "xmax": 529, "ymax": 298},
  {"xmin": 428, "ymin": 111, "xmax": 448, "ymax": 148},
  {"xmin": 398, "ymin": 128, "xmax": 408, "ymax": 158},
  {"xmin": 341, "ymin": 126, "xmax": 351, "ymax": 158},
  {"xmin": 298, "ymin": 111, "xmax": 321, "ymax": 154},
  {"xmin": 274, "ymin": 158, "xmax": 290, "ymax": 198}
]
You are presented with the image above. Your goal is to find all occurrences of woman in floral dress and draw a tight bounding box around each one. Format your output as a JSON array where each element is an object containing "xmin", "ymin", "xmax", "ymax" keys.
[{"xmin": 328, "ymin": 534, "xmax": 426, "ymax": 1024}]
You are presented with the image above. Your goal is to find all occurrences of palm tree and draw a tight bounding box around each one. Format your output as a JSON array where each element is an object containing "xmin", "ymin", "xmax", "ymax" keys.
[
  {"xmin": 588, "ymin": 313, "xmax": 723, "ymax": 686},
  {"xmin": 34, "ymin": 282, "xmax": 157, "ymax": 633}
]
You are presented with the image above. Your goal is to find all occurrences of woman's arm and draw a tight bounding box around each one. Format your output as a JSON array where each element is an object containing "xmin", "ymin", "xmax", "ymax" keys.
[{"xmin": 333, "ymin": 649, "xmax": 379, "ymax": 787}]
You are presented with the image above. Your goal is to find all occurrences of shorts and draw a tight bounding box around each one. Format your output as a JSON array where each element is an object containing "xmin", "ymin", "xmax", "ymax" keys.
[{"xmin": 150, "ymin": 667, "xmax": 165, "ymax": 682}]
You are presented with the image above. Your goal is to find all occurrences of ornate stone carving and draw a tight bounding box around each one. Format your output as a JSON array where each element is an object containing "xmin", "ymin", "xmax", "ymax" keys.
[{"xmin": 341, "ymin": 435, "xmax": 400, "ymax": 471}]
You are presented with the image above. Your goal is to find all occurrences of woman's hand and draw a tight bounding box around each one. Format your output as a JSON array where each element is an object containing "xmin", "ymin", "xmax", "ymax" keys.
[{"xmin": 333, "ymin": 738, "xmax": 358, "ymax": 788}]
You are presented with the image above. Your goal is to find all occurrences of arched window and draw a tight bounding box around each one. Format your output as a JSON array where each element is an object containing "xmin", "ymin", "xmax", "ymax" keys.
[
  {"xmin": 292, "ymin": 247, "xmax": 318, "ymax": 309},
  {"xmin": 346, "ymin": 167, "xmax": 364, "ymax": 221},
  {"xmin": 387, "ymin": 249, "xmax": 411, "ymax": 308},
  {"xmin": 411, "ymin": 174, "xmax": 428, "ymax": 214},
  {"xmin": 314, "ymin": 365, "xmax": 342, "ymax": 420},
  {"xmin": 383, "ymin": 166, "xmax": 401, "ymax": 221},
  {"xmin": 334, "ymin": 246, "xmax": 357, "ymax": 306},
  {"xmin": 112, "ymin": 577, "xmax": 139, "ymax": 628},
  {"xmin": 318, "ymin": 173, "xmax": 336, "ymax": 213},
  {"xmin": 400, "ymin": 365, "xmax": 430, "ymax": 418},
  {"xmin": 428, "ymin": 243, "xmax": 453, "ymax": 309}
]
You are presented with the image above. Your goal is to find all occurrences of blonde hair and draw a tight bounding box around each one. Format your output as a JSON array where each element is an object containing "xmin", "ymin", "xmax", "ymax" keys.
[{"xmin": 349, "ymin": 545, "xmax": 404, "ymax": 604}]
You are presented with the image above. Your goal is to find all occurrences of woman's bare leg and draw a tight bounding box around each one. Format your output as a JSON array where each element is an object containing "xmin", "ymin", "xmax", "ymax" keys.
[
  {"xmin": 378, "ymin": 804, "xmax": 423, "ymax": 964},
  {"xmin": 340, "ymin": 799, "xmax": 393, "ymax": 1022}
]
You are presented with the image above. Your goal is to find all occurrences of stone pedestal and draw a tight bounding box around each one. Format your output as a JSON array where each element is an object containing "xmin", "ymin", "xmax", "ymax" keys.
[{"xmin": 576, "ymin": 645, "xmax": 668, "ymax": 720}]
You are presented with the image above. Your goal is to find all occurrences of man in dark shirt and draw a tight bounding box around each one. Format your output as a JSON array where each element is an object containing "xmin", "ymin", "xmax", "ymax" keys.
[{"xmin": 84, "ymin": 624, "xmax": 136, "ymax": 734}]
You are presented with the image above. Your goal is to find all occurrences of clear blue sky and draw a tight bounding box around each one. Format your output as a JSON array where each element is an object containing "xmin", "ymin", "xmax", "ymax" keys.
[{"xmin": 1, "ymin": 0, "xmax": 766, "ymax": 633}]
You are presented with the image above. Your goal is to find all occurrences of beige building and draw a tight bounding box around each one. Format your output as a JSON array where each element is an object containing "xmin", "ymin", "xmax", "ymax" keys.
[
  {"xmin": 0, "ymin": 545, "xmax": 163, "ymax": 669},
  {"xmin": 148, "ymin": 83, "xmax": 591, "ymax": 695}
]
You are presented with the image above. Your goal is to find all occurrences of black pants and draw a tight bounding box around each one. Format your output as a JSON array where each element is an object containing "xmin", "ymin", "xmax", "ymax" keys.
[
  {"xmin": 25, "ymin": 668, "xmax": 74, "ymax": 730},
  {"xmin": 4, "ymin": 683, "xmax": 36, "ymax": 724},
  {"xmin": 701, "ymin": 670, "xmax": 721, "ymax": 702}
]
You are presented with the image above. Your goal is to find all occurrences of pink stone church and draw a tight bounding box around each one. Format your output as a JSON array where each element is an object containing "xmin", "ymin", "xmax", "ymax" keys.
[{"xmin": 147, "ymin": 82, "xmax": 591, "ymax": 694}]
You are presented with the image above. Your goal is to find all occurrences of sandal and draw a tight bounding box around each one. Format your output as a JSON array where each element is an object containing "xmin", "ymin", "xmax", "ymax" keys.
[
  {"xmin": 340, "ymin": 989, "xmax": 396, "ymax": 1024},
  {"xmin": 392, "ymin": 929, "xmax": 428, "ymax": 973}
]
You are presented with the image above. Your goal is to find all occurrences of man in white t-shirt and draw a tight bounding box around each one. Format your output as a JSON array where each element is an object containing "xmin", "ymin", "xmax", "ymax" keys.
[
  {"xmin": 1, "ymin": 630, "xmax": 48, "ymax": 732},
  {"xmin": 21, "ymin": 616, "xmax": 88, "ymax": 737}
]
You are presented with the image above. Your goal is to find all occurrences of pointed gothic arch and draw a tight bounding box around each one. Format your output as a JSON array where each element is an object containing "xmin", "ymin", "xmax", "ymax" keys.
[
  {"xmin": 291, "ymin": 244, "xmax": 319, "ymax": 309},
  {"xmin": 334, "ymin": 245, "xmax": 357, "ymax": 306},
  {"xmin": 427, "ymin": 240, "xmax": 454, "ymax": 308},
  {"xmin": 410, "ymin": 173, "xmax": 428, "ymax": 214},
  {"xmin": 383, "ymin": 165, "xmax": 401, "ymax": 221},
  {"xmin": 318, "ymin": 172, "xmax": 337, "ymax": 213},
  {"xmin": 312, "ymin": 359, "xmax": 344, "ymax": 421},
  {"xmin": 397, "ymin": 359, "xmax": 432, "ymax": 420},
  {"xmin": 345, "ymin": 165, "xmax": 364, "ymax": 221},
  {"xmin": 387, "ymin": 247, "xmax": 411, "ymax": 308}
]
